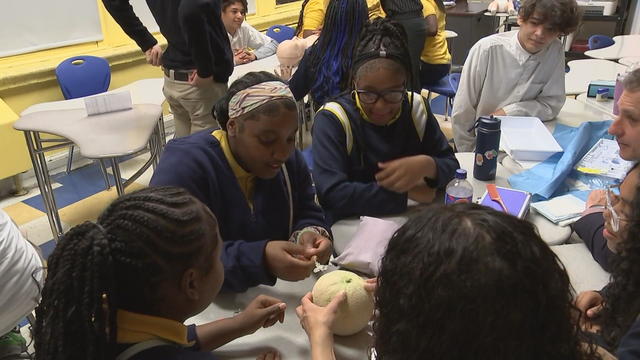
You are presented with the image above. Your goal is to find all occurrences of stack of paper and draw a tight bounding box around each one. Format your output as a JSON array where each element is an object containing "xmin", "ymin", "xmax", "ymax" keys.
[
  {"xmin": 531, "ymin": 194, "xmax": 586, "ymax": 226},
  {"xmin": 575, "ymin": 138, "xmax": 634, "ymax": 180}
]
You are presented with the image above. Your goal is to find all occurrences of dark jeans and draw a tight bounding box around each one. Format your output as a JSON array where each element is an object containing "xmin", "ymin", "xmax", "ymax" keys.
[
  {"xmin": 392, "ymin": 17, "xmax": 428, "ymax": 92},
  {"xmin": 420, "ymin": 62, "xmax": 451, "ymax": 87}
]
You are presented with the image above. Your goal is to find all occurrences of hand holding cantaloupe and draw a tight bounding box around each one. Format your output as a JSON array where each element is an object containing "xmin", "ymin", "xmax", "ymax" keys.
[{"xmin": 311, "ymin": 270, "xmax": 375, "ymax": 336}]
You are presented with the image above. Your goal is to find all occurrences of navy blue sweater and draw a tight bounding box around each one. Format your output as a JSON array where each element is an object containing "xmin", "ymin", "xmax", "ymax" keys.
[
  {"xmin": 312, "ymin": 93, "xmax": 459, "ymax": 224},
  {"xmin": 150, "ymin": 131, "xmax": 328, "ymax": 292},
  {"xmin": 573, "ymin": 211, "xmax": 615, "ymax": 272}
]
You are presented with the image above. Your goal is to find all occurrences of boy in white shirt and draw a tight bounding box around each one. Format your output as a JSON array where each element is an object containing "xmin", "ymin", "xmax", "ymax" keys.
[
  {"xmin": 451, "ymin": 0, "xmax": 581, "ymax": 152},
  {"xmin": 222, "ymin": 0, "xmax": 278, "ymax": 65}
]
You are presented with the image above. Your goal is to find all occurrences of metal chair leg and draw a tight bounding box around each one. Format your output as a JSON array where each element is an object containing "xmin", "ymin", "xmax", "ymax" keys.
[
  {"xmin": 66, "ymin": 146, "xmax": 74, "ymax": 173},
  {"xmin": 98, "ymin": 159, "xmax": 111, "ymax": 190}
]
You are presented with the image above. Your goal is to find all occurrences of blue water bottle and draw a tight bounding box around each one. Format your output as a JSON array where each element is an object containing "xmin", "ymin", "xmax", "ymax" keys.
[{"xmin": 472, "ymin": 116, "xmax": 501, "ymax": 181}]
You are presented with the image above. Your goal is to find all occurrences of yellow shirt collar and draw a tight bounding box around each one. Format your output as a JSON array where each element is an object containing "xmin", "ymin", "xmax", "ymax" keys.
[
  {"xmin": 354, "ymin": 91, "xmax": 402, "ymax": 125},
  {"xmin": 116, "ymin": 309, "xmax": 192, "ymax": 346},
  {"xmin": 212, "ymin": 130, "xmax": 256, "ymax": 207}
]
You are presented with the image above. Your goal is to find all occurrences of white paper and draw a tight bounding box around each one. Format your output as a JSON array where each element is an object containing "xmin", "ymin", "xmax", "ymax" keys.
[
  {"xmin": 575, "ymin": 138, "xmax": 635, "ymax": 180},
  {"xmin": 531, "ymin": 194, "xmax": 586, "ymax": 224},
  {"xmin": 84, "ymin": 91, "xmax": 133, "ymax": 116}
]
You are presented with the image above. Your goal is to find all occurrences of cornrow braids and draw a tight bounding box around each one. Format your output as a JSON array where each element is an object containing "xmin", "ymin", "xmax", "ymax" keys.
[
  {"xmin": 306, "ymin": 0, "xmax": 368, "ymax": 105},
  {"xmin": 350, "ymin": 18, "xmax": 413, "ymax": 90},
  {"xmin": 294, "ymin": 0, "xmax": 312, "ymax": 37},
  {"xmin": 34, "ymin": 186, "xmax": 218, "ymax": 360}
]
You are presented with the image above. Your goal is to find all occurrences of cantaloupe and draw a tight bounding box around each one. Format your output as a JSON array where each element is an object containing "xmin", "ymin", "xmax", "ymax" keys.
[{"xmin": 311, "ymin": 270, "xmax": 375, "ymax": 336}]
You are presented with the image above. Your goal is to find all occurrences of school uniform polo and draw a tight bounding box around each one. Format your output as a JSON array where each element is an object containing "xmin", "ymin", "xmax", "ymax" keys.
[
  {"xmin": 115, "ymin": 310, "xmax": 214, "ymax": 359},
  {"xmin": 312, "ymin": 93, "xmax": 459, "ymax": 224},
  {"xmin": 149, "ymin": 129, "xmax": 328, "ymax": 293},
  {"xmin": 420, "ymin": 0, "xmax": 451, "ymax": 65}
]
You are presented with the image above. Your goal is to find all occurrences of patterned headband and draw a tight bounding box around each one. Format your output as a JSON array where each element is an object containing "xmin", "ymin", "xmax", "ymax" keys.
[{"xmin": 228, "ymin": 81, "xmax": 295, "ymax": 118}]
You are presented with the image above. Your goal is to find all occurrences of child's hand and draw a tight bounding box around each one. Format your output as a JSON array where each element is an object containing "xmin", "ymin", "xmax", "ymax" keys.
[
  {"xmin": 236, "ymin": 295, "xmax": 286, "ymax": 335},
  {"xmin": 265, "ymin": 241, "xmax": 317, "ymax": 281},
  {"xmin": 376, "ymin": 155, "xmax": 435, "ymax": 193},
  {"xmin": 575, "ymin": 290, "xmax": 604, "ymax": 332},
  {"xmin": 256, "ymin": 350, "xmax": 281, "ymax": 360},
  {"xmin": 296, "ymin": 291, "xmax": 346, "ymax": 340},
  {"xmin": 408, "ymin": 182, "xmax": 437, "ymax": 204},
  {"xmin": 363, "ymin": 277, "xmax": 377, "ymax": 293},
  {"xmin": 586, "ymin": 189, "xmax": 606, "ymax": 209},
  {"xmin": 298, "ymin": 232, "xmax": 332, "ymax": 264}
]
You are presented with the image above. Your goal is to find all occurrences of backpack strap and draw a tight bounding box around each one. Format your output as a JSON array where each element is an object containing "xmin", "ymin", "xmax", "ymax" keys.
[
  {"xmin": 318, "ymin": 102, "xmax": 353, "ymax": 154},
  {"xmin": 408, "ymin": 92, "xmax": 428, "ymax": 142},
  {"xmin": 116, "ymin": 339, "xmax": 173, "ymax": 360}
]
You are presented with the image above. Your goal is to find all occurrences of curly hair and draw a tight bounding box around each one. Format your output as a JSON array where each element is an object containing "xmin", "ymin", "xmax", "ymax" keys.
[
  {"xmin": 374, "ymin": 203, "xmax": 600, "ymax": 360},
  {"xmin": 519, "ymin": 0, "xmax": 582, "ymax": 35},
  {"xmin": 34, "ymin": 186, "xmax": 219, "ymax": 360},
  {"xmin": 598, "ymin": 165, "xmax": 640, "ymax": 349},
  {"xmin": 213, "ymin": 71, "xmax": 297, "ymax": 130}
]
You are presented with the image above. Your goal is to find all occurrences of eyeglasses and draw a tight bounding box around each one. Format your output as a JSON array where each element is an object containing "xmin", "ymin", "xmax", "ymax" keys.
[
  {"xmin": 354, "ymin": 88, "xmax": 405, "ymax": 104},
  {"xmin": 606, "ymin": 184, "xmax": 630, "ymax": 232}
]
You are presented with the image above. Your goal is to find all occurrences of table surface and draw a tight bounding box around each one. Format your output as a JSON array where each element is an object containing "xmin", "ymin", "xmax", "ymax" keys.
[
  {"xmin": 584, "ymin": 35, "xmax": 640, "ymax": 60},
  {"xmin": 564, "ymin": 59, "xmax": 628, "ymax": 95},
  {"xmin": 14, "ymin": 104, "xmax": 162, "ymax": 158},
  {"xmin": 576, "ymin": 93, "xmax": 615, "ymax": 119},
  {"xmin": 20, "ymin": 78, "xmax": 165, "ymax": 115},
  {"xmin": 619, "ymin": 56, "xmax": 640, "ymax": 67},
  {"xmin": 229, "ymin": 55, "xmax": 280, "ymax": 84}
]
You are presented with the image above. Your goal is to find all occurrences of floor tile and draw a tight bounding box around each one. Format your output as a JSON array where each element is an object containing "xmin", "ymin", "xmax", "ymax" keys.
[{"xmin": 2, "ymin": 202, "xmax": 45, "ymax": 226}]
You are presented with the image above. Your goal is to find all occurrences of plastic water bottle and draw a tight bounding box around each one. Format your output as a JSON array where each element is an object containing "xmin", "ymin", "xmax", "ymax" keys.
[{"xmin": 445, "ymin": 169, "xmax": 474, "ymax": 204}]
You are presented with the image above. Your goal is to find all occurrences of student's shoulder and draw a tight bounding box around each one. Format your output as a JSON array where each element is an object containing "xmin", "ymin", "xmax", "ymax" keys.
[
  {"xmin": 164, "ymin": 130, "xmax": 221, "ymax": 155},
  {"xmin": 472, "ymin": 31, "xmax": 514, "ymax": 52},
  {"xmin": 314, "ymin": 95, "xmax": 355, "ymax": 125}
]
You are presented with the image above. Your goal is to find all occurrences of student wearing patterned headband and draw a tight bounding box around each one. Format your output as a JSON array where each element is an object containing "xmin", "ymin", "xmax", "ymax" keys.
[
  {"xmin": 311, "ymin": 18, "xmax": 459, "ymax": 224},
  {"xmin": 150, "ymin": 71, "xmax": 331, "ymax": 293}
]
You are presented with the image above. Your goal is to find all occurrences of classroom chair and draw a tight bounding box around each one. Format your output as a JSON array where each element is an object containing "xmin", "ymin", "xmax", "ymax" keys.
[
  {"xmin": 55, "ymin": 56, "xmax": 111, "ymax": 189},
  {"xmin": 266, "ymin": 25, "xmax": 296, "ymax": 43},
  {"xmin": 588, "ymin": 35, "xmax": 615, "ymax": 50},
  {"xmin": 423, "ymin": 72, "xmax": 461, "ymax": 121}
]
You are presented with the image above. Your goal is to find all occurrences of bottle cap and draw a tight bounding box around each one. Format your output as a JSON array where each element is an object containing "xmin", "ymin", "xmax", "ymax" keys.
[
  {"xmin": 468, "ymin": 115, "xmax": 501, "ymax": 132},
  {"xmin": 455, "ymin": 168, "xmax": 467, "ymax": 179}
]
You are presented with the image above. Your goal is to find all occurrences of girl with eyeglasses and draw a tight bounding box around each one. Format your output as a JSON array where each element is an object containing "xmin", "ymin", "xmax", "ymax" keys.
[
  {"xmin": 574, "ymin": 163, "xmax": 640, "ymax": 273},
  {"xmin": 575, "ymin": 163, "xmax": 640, "ymax": 358},
  {"xmin": 311, "ymin": 18, "xmax": 458, "ymax": 224}
]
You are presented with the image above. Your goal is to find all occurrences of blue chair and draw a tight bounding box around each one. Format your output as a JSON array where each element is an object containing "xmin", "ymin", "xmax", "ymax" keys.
[
  {"xmin": 55, "ymin": 56, "xmax": 111, "ymax": 187},
  {"xmin": 266, "ymin": 25, "xmax": 296, "ymax": 43},
  {"xmin": 588, "ymin": 35, "xmax": 614, "ymax": 50},
  {"xmin": 423, "ymin": 72, "xmax": 461, "ymax": 121}
]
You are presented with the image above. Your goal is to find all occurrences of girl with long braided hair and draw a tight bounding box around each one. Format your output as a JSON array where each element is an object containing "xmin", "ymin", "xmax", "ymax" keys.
[
  {"xmin": 289, "ymin": 0, "xmax": 368, "ymax": 106},
  {"xmin": 34, "ymin": 186, "xmax": 285, "ymax": 360},
  {"xmin": 311, "ymin": 18, "xmax": 458, "ymax": 225}
]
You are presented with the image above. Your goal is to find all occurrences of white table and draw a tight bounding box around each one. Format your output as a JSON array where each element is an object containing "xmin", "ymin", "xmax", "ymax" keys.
[
  {"xmin": 229, "ymin": 55, "xmax": 280, "ymax": 84},
  {"xmin": 619, "ymin": 56, "xmax": 640, "ymax": 67},
  {"xmin": 585, "ymin": 35, "xmax": 640, "ymax": 60},
  {"xmin": 564, "ymin": 59, "xmax": 627, "ymax": 95},
  {"xmin": 551, "ymin": 244, "xmax": 610, "ymax": 294},
  {"xmin": 576, "ymin": 93, "xmax": 615, "ymax": 119},
  {"xmin": 187, "ymin": 269, "xmax": 372, "ymax": 360},
  {"xmin": 14, "ymin": 103, "xmax": 163, "ymax": 240}
]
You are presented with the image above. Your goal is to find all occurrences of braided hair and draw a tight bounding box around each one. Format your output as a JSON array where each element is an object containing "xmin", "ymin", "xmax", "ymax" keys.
[
  {"xmin": 294, "ymin": 0, "xmax": 312, "ymax": 37},
  {"xmin": 213, "ymin": 71, "xmax": 297, "ymax": 130},
  {"xmin": 304, "ymin": 0, "xmax": 368, "ymax": 105},
  {"xmin": 34, "ymin": 186, "xmax": 219, "ymax": 360},
  {"xmin": 350, "ymin": 18, "xmax": 413, "ymax": 92}
]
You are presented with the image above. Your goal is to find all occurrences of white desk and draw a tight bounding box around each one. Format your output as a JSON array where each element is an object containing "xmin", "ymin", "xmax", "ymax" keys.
[
  {"xmin": 564, "ymin": 59, "xmax": 627, "ymax": 96},
  {"xmin": 585, "ymin": 35, "xmax": 640, "ymax": 60},
  {"xmin": 14, "ymin": 103, "xmax": 163, "ymax": 240},
  {"xmin": 619, "ymin": 57, "xmax": 640, "ymax": 67},
  {"xmin": 551, "ymin": 244, "xmax": 610, "ymax": 294},
  {"xmin": 575, "ymin": 93, "xmax": 615, "ymax": 119},
  {"xmin": 187, "ymin": 269, "xmax": 372, "ymax": 360},
  {"xmin": 229, "ymin": 55, "xmax": 280, "ymax": 84}
]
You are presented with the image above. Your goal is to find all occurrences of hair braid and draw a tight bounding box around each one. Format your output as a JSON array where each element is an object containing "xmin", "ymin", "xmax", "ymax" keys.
[
  {"xmin": 306, "ymin": 0, "xmax": 368, "ymax": 104},
  {"xmin": 35, "ymin": 186, "xmax": 219, "ymax": 360}
]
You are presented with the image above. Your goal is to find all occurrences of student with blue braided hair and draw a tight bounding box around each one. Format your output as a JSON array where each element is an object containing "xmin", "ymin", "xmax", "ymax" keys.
[
  {"xmin": 288, "ymin": 0, "xmax": 368, "ymax": 106},
  {"xmin": 311, "ymin": 18, "xmax": 458, "ymax": 224}
]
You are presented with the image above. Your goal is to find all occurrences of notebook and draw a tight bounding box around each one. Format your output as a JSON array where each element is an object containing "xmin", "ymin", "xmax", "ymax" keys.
[
  {"xmin": 478, "ymin": 186, "xmax": 531, "ymax": 218},
  {"xmin": 530, "ymin": 194, "xmax": 586, "ymax": 225}
]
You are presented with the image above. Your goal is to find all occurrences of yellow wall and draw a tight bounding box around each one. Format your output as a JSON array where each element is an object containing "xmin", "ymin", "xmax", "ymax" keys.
[{"xmin": 0, "ymin": 0, "xmax": 301, "ymax": 179}]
